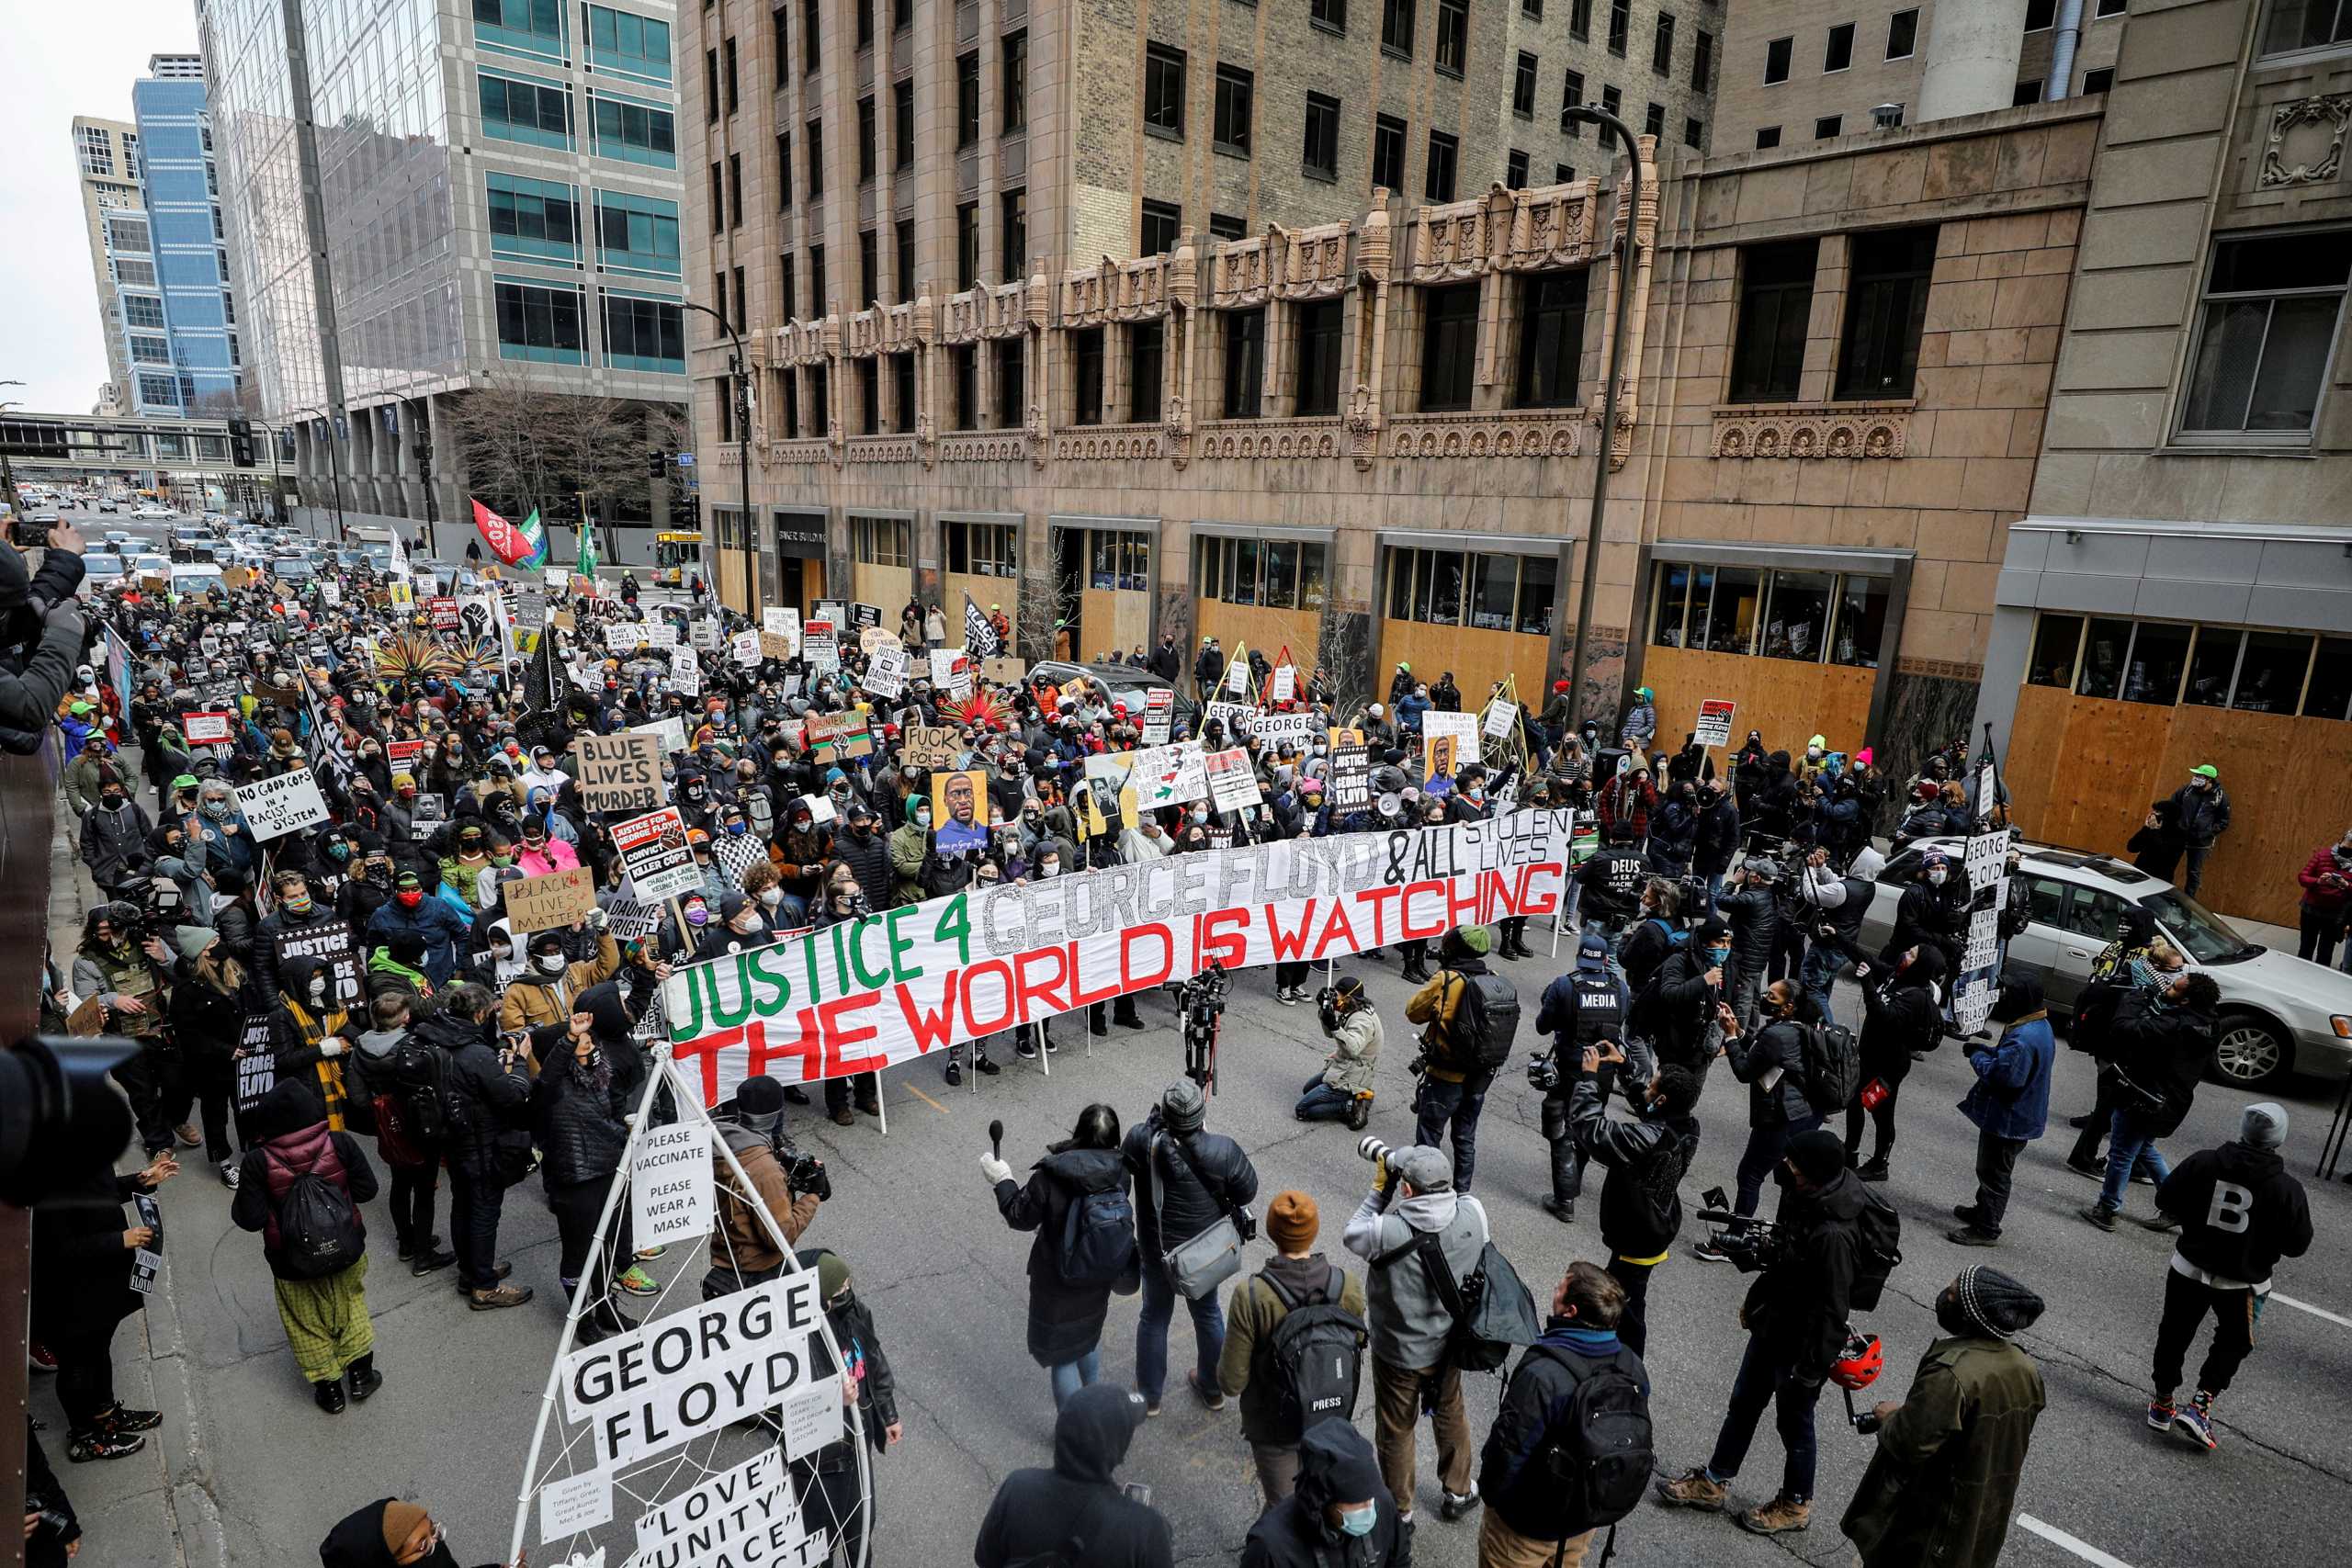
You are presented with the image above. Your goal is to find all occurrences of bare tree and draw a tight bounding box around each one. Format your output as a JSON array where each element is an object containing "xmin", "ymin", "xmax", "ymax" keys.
[{"xmin": 437, "ymin": 374, "xmax": 685, "ymax": 527}]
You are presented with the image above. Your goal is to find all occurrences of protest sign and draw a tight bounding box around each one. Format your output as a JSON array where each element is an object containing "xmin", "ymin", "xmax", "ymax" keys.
[
  {"xmin": 814, "ymin": 599, "xmax": 846, "ymax": 626},
  {"xmin": 512, "ymin": 585, "xmax": 548, "ymax": 632},
  {"xmin": 1250, "ymin": 711, "xmax": 1318, "ymax": 753},
  {"xmin": 804, "ymin": 621, "xmax": 839, "ymax": 672},
  {"xmin": 927, "ymin": 649, "xmax": 958, "ymax": 688},
  {"xmin": 425, "ymin": 596, "xmax": 461, "ymax": 633},
  {"xmin": 234, "ymin": 769, "xmax": 331, "ymax": 842},
  {"xmin": 537, "ymin": 1471, "xmax": 612, "ymax": 1545},
  {"xmin": 1226, "ymin": 659, "xmax": 1251, "ymax": 695},
  {"xmin": 804, "ymin": 710, "xmax": 873, "ymax": 760},
  {"xmin": 859, "ymin": 626, "xmax": 895, "ymax": 656},
  {"xmin": 1129, "ymin": 743, "xmax": 1208, "ymax": 807},
  {"xmin": 629, "ymin": 1122, "xmax": 712, "ymax": 1250},
  {"xmin": 234, "ymin": 1015, "xmax": 276, "ymax": 1111},
  {"xmin": 1204, "ymin": 699, "xmax": 1256, "ymax": 740},
  {"xmin": 1329, "ymin": 742, "xmax": 1371, "ymax": 809},
  {"xmin": 848, "ymin": 602, "xmax": 881, "ymax": 630},
  {"xmin": 504, "ymin": 866, "xmax": 598, "ymax": 933},
  {"xmin": 760, "ymin": 631, "xmax": 797, "ymax": 660},
  {"xmin": 901, "ymin": 726, "xmax": 961, "ymax": 770},
  {"xmin": 601, "ymin": 898, "xmax": 667, "ymax": 940},
  {"xmin": 668, "ymin": 646, "xmax": 701, "ymax": 696},
  {"xmin": 1427, "ymin": 733, "xmax": 1460, "ymax": 785},
  {"xmin": 641, "ymin": 621, "xmax": 679, "ymax": 649},
  {"xmin": 575, "ymin": 731, "xmax": 664, "ymax": 811},
  {"xmin": 1271, "ymin": 665, "xmax": 1296, "ymax": 703},
  {"xmin": 632, "ymin": 1450, "xmax": 790, "ymax": 1556},
  {"xmin": 662, "ymin": 809, "xmax": 1573, "ymax": 1100},
  {"xmin": 184, "ymin": 711, "xmax": 235, "ymax": 745},
  {"xmin": 1693, "ymin": 698, "xmax": 1736, "ymax": 749},
  {"xmin": 980, "ymin": 655, "xmax": 1026, "ymax": 685},
  {"xmin": 1141, "ymin": 686, "xmax": 1174, "ymax": 744},
  {"xmin": 863, "ymin": 643, "xmax": 908, "ymax": 698},
  {"xmin": 387, "ymin": 738, "xmax": 424, "ymax": 773},
  {"xmin": 930, "ymin": 770, "xmax": 991, "ymax": 852},
  {"xmin": 613, "ymin": 806, "xmax": 700, "ymax": 900},
  {"xmin": 729, "ymin": 630, "xmax": 762, "ymax": 666},
  {"xmin": 633, "ymin": 716, "xmax": 689, "ymax": 756},
  {"xmin": 1421, "ymin": 710, "xmax": 1480, "ymax": 758},
  {"xmin": 129, "ymin": 1191, "xmax": 163, "ymax": 1296},
  {"xmin": 605, "ymin": 624, "xmax": 646, "ymax": 653},
  {"xmin": 1483, "ymin": 699, "xmax": 1521, "ymax": 739},
  {"xmin": 559, "ymin": 1273, "xmax": 826, "ymax": 1469},
  {"xmin": 410, "ymin": 793, "xmax": 447, "ymax": 839},
  {"xmin": 1204, "ymin": 748, "xmax": 1263, "ymax": 813},
  {"xmin": 689, "ymin": 616, "xmax": 721, "ymax": 652}
]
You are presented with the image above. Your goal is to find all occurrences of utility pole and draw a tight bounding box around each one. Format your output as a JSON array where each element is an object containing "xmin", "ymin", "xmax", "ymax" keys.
[
  {"xmin": 1548, "ymin": 106, "xmax": 1643, "ymax": 727},
  {"xmin": 680, "ymin": 300, "xmax": 751, "ymax": 604}
]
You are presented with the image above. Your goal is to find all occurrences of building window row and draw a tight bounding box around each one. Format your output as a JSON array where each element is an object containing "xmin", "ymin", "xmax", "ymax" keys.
[
  {"xmin": 494, "ymin": 276, "xmax": 684, "ymax": 371},
  {"xmin": 852, "ymin": 515, "xmax": 910, "ymax": 567},
  {"xmin": 473, "ymin": 0, "xmax": 566, "ymax": 61},
  {"xmin": 1389, "ymin": 546, "xmax": 1556, "ymax": 636},
  {"xmin": 585, "ymin": 4, "xmax": 672, "ymax": 83},
  {"xmin": 1650, "ymin": 562, "xmax": 1889, "ymax": 669},
  {"xmin": 2028, "ymin": 611, "xmax": 2352, "ymax": 719},
  {"xmin": 1197, "ymin": 535, "xmax": 1330, "ymax": 610}
]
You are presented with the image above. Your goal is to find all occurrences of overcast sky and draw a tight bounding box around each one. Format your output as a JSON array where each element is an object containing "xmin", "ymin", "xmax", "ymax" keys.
[{"xmin": 0, "ymin": 2, "xmax": 201, "ymax": 415}]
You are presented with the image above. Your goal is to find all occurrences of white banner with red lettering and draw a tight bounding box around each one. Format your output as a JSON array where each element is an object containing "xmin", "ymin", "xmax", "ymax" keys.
[{"xmin": 660, "ymin": 809, "xmax": 1573, "ymax": 1102}]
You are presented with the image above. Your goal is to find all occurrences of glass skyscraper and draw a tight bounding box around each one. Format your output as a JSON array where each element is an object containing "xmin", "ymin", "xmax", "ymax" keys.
[{"xmin": 126, "ymin": 54, "xmax": 241, "ymax": 416}]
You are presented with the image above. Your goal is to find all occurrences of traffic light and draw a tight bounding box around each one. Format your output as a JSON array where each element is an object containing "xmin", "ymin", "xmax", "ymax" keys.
[
  {"xmin": 648, "ymin": 448, "xmax": 667, "ymax": 478},
  {"xmin": 227, "ymin": 417, "xmax": 255, "ymax": 468}
]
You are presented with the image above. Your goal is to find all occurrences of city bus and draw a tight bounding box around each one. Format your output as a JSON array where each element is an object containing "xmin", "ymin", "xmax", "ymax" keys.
[{"xmin": 651, "ymin": 530, "xmax": 705, "ymax": 588}]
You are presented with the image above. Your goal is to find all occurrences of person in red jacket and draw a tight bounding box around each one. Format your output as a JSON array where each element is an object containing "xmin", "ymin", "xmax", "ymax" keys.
[{"xmin": 2292, "ymin": 829, "xmax": 2352, "ymax": 966}]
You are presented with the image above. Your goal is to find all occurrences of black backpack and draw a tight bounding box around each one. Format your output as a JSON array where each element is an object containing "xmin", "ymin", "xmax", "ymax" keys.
[
  {"xmin": 1526, "ymin": 1345, "xmax": 1655, "ymax": 1532},
  {"xmin": 274, "ymin": 1168, "xmax": 365, "ymax": 1280},
  {"xmin": 1799, "ymin": 1021, "xmax": 1862, "ymax": 1117},
  {"xmin": 387, "ymin": 1039, "xmax": 448, "ymax": 1147},
  {"xmin": 1849, "ymin": 1185, "xmax": 1905, "ymax": 1311},
  {"xmin": 1449, "ymin": 972, "xmax": 1522, "ymax": 1074},
  {"xmin": 1258, "ymin": 1266, "xmax": 1367, "ymax": 1442},
  {"xmin": 1058, "ymin": 1180, "xmax": 1139, "ymax": 1288}
]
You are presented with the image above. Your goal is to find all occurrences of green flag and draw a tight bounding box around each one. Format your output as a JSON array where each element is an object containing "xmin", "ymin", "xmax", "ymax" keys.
[
  {"xmin": 517, "ymin": 508, "xmax": 547, "ymax": 570},
  {"xmin": 576, "ymin": 515, "xmax": 598, "ymax": 578}
]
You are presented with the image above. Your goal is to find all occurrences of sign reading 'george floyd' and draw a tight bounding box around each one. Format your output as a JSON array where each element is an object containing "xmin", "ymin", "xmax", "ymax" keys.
[{"xmin": 662, "ymin": 810, "xmax": 1574, "ymax": 1101}]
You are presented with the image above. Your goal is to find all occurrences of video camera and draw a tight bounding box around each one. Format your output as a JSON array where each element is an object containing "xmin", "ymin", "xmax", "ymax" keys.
[
  {"xmin": 1526, "ymin": 1050, "xmax": 1561, "ymax": 1093},
  {"xmin": 1179, "ymin": 960, "xmax": 1229, "ymax": 1089},
  {"xmin": 783, "ymin": 1149, "xmax": 832, "ymax": 1201},
  {"xmin": 1695, "ymin": 1185, "xmax": 1781, "ymax": 1272},
  {"xmin": 1315, "ymin": 985, "xmax": 1344, "ymax": 1036}
]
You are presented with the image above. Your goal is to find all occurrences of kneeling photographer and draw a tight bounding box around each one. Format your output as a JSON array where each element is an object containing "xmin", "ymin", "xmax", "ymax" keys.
[
  {"xmin": 1655, "ymin": 1130, "xmax": 1867, "ymax": 1538},
  {"xmin": 1295, "ymin": 975, "xmax": 1380, "ymax": 1130},
  {"xmin": 705, "ymin": 1074, "xmax": 829, "ymax": 1299}
]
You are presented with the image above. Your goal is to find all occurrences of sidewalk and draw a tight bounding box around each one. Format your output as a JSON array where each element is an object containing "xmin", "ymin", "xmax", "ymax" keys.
[{"xmin": 35, "ymin": 816, "xmax": 227, "ymax": 1568}]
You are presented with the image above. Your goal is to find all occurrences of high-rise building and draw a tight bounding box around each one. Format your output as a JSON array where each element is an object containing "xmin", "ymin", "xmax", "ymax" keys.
[
  {"xmin": 70, "ymin": 115, "xmax": 142, "ymax": 409},
  {"xmin": 198, "ymin": 0, "xmax": 689, "ymax": 544},
  {"xmin": 124, "ymin": 53, "xmax": 243, "ymax": 416},
  {"xmin": 1709, "ymin": 0, "xmax": 2131, "ymax": 152},
  {"xmin": 679, "ymin": 0, "xmax": 1721, "ymax": 608}
]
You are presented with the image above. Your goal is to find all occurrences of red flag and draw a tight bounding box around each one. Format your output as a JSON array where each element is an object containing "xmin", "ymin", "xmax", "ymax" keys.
[{"xmin": 469, "ymin": 499, "xmax": 532, "ymax": 566}]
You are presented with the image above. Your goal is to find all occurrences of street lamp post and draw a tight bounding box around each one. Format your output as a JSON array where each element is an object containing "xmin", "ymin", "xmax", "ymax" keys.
[
  {"xmin": 1551, "ymin": 106, "xmax": 1644, "ymax": 728},
  {"xmin": 681, "ymin": 300, "xmax": 751, "ymax": 603}
]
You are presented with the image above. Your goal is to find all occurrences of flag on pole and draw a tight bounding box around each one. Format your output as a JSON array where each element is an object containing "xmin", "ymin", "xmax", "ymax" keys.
[
  {"xmin": 577, "ymin": 515, "xmax": 599, "ymax": 580},
  {"xmin": 962, "ymin": 593, "xmax": 999, "ymax": 659},
  {"xmin": 387, "ymin": 527, "xmax": 412, "ymax": 580},
  {"xmin": 514, "ymin": 508, "xmax": 547, "ymax": 571},
  {"xmin": 469, "ymin": 498, "xmax": 538, "ymax": 567}
]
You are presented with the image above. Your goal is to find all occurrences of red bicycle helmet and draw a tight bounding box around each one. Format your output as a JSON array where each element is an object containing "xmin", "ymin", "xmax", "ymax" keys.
[{"xmin": 1830, "ymin": 1329, "xmax": 1884, "ymax": 1391}]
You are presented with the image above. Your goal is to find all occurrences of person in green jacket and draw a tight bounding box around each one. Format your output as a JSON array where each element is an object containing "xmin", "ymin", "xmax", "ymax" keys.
[
  {"xmin": 1217, "ymin": 1190, "xmax": 1368, "ymax": 1510},
  {"xmin": 1840, "ymin": 1266, "xmax": 2047, "ymax": 1568}
]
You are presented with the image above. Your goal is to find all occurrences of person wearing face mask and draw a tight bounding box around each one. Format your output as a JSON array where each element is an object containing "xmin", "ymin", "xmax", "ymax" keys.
[
  {"xmin": 1474, "ymin": 1262, "xmax": 1650, "ymax": 1568},
  {"xmin": 267, "ymin": 954, "xmax": 362, "ymax": 1133},
  {"xmin": 511, "ymin": 817, "xmax": 578, "ymax": 878},
  {"xmin": 1945, "ymin": 973, "xmax": 2057, "ymax": 1248},
  {"xmin": 976, "ymin": 1384, "xmax": 1172, "ymax": 1568},
  {"xmin": 528, "ymin": 985, "xmax": 652, "ymax": 1344},
  {"xmin": 62, "ymin": 730, "xmax": 117, "ymax": 819},
  {"xmin": 695, "ymin": 888, "xmax": 778, "ymax": 964},
  {"xmin": 417, "ymin": 982, "xmax": 537, "ymax": 1310},
  {"xmin": 776, "ymin": 800, "xmax": 834, "ymax": 919},
  {"xmin": 789, "ymin": 1248, "xmax": 901, "ymax": 1564},
  {"xmin": 1838, "ymin": 1268, "xmax": 2048, "ymax": 1568},
  {"xmin": 1717, "ymin": 858, "xmax": 1786, "ymax": 1032},
  {"xmin": 887, "ymin": 793, "xmax": 931, "ymax": 906},
  {"xmin": 830, "ymin": 799, "xmax": 893, "ymax": 912},
  {"xmin": 73, "ymin": 901, "xmax": 200, "ymax": 1156},
  {"xmin": 319, "ymin": 1497, "xmax": 521, "ymax": 1568},
  {"xmin": 2290, "ymin": 826, "xmax": 2352, "ymax": 965},
  {"xmin": 435, "ymin": 825, "xmax": 507, "ymax": 918},
  {"xmin": 2162, "ymin": 764, "xmax": 2231, "ymax": 897},
  {"xmin": 2081, "ymin": 971, "xmax": 2222, "ymax": 1233},
  {"xmin": 365, "ymin": 870, "xmax": 469, "ymax": 988},
  {"xmin": 78, "ymin": 777, "xmax": 155, "ymax": 897},
  {"xmin": 1629, "ymin": 916, "xmax": 1730, "ymax": 1094},
  {"xmin": 499, "ymin": 909, "xmax": 621, "ymax": 1038},
  {"xmin": 1694, "ymin": 979, "xmax": 1826, "ymax": 1260},
  {"xmin": 1240, "ymin": 1419, "xmax": 1406, "ymax": 1568},
  {"xmin": 1840, "ymin": 943, "xmax": 1947, "ymax": 1181},
  {"xmin": 1889, "ymin": 852, "xmax": 1965, "ymax": 987},
  {"xmin": 1532, "ymin": 934, "xmax": 1646, "ymax": 1224}
]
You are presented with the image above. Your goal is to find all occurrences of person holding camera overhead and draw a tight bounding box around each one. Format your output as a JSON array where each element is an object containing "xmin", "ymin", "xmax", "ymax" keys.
[
  {"xmin": 1655, "ymin": 1128, "xmax": 1868, "ymax": 1538},
  {"xmin": 1124, "ymin": 1080, "xmax": 1260, "ymax": 1416},
  {"xmin": 1406, "ymin": 924, "xmax": 1519, "ymax": 1195},
  {"xmin": 1532, "ymin": 931, "xmax": 1646, "ymax": 1224},
  {"xmin": 1693, "ymin": 982, "xmax": 1826, "ymax": 1263},
  {"xmin": 1718, "ymin": 857, "xmax": 1785, "ymax": 1031},
  {"xmin": 1295, "ymin": 975, "xmax": 1381, "ymax": 1130}
]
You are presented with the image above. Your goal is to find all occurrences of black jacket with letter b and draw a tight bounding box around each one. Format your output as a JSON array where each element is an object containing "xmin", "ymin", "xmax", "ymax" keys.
[{"xmin": 2156, "ymin": 1141, "xmax": 2312, "ymax": 1287}]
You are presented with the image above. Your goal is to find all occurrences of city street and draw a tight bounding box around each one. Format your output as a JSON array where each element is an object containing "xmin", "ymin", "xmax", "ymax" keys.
[{"xmin": 40, "ymin": 840, "xmax": 2352, "ymax": 1568}]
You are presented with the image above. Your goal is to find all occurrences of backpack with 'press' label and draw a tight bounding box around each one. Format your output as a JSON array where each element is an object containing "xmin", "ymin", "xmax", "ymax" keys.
[{"xmin": 1258, "ymin": 1265, "xmax": 1367, "ymax": 1443}]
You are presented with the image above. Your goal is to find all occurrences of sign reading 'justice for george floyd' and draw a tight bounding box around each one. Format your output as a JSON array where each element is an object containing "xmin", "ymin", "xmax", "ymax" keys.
[{"xmin": 661, "ymin": 809, "xmax": 1574, "ymax": 1101}]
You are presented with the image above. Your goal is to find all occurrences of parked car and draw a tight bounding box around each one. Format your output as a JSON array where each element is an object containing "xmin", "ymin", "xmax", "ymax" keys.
[
  {"xmin": 1857, "ymin": 837, "xmax": 2352, "ymax": 1088},
  {"xmin": 1027, "ymin": 659, "xmax": 1186, "ymax": 723}
]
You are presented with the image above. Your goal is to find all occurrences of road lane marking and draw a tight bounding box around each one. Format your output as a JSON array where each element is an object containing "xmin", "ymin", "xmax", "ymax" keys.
[
  {"xmin": 900, "ymin": 1081, "xmax": 948, "ymax": 1115},
  {"xmin": 2269, "ymin": 1292, "xmax": 2352, "ymax": 1327},
  {"xmin": 2018, "ymin": 1514, "xmax": 2135, "ymax": 1568}
]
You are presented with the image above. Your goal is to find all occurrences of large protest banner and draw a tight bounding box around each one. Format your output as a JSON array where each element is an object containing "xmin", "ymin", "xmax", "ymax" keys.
[{"xmin": 662, "ymin": 809, "xmax": 1573, "ymax": 1101}]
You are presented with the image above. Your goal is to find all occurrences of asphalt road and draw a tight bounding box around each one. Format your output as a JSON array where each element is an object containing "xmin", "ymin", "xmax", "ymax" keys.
[{"xmin": 37, "ymin": 871, "xmax": 2352, "ymax": 1568}]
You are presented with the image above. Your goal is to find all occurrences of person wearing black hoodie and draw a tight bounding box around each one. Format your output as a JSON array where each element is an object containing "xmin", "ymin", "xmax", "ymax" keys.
[
  {"xmin": 528, "ymin": 983, "xmax": 647, "ymax": 1342},
  {"xmin": 230, "ymin": 1078, "xmax": 381, "ymax": 1413},
  {"xmin": 794, "ymin": 1247, "xmax": 900, "ymax": 1563},
  {"xmin": 1656, "ymin": 1129, "xmax": 1865, "ymax": 1539},
  {"xmin": 974, "ymin": 1382, "xmax": 1172, "ymax": 1568},
  {"xmin": 2143, "ymin": 1101, "xmax": 2312, "ymax": 1451},
  {"xmin": 1478, "ymin": 1262, "xmax": 1648, "ymax": 1567},
  {"xmin": 0, "ymin": 533, "xmax": 85, "ymax": 755},
  {"xmin": 985, "ymin": 1102, "xmax": 1140, "ymax": 1408},
  {"xmin": 1242, "ymin": 1419, "xmax": 1412, "ymax": 1567},
  {"xmin": 423, "ymin": 981, "xmax": 537, "ymax": 1310},
  {"xmin": 1841, "ymin": 943, "xmax": 1948, "ymax": 1181},
  {"xmin": 1695, "ymin": 980, "xmax": 1822, "ymax": 1258},
  {"xmin": 29, "ymin": 1149, "xmax": 177, "ymax": 1462},
  {"xmin": 2083, "ymin": 971, "xmax": 2221, "ymax": 1231},
  {"xmin": 318, "ymin": 1497, "xmax": 511, "ymax": 1568},
  {"xmin": 1569, "ymin": 1056, "xmax": 1702, "ymax": 1358}
]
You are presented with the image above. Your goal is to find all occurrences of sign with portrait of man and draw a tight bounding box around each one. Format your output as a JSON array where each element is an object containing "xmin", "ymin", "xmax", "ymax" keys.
[{"xmin": 930, "ymin": 769, "xmax": 991, "ymax": 853}]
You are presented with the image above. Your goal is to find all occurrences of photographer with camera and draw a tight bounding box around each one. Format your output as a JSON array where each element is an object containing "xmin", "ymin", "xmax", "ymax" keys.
[
  {"xmin": 73, "ymin": 901, "xmax": 197, "ymax": 1158},
  {"xmin": 1655, "ymin": 1129, "xmax": 1868, "ymax": 1538},
  {"xmin": 1532, "ymin": 932, "xmax": 1645, "ymax": 1224},
  {"xmin": 1342, "ymin": 1141, "xmax": 1490, "ymax": 1528},
  {"xmin": 1476, "ymin": 1261, "xmax": 1651, "ymax": 1567},
  {"xmin": 1406, "ymin": 925, "xmax": 1519, "ymax": 1194},
  {"xmin": 706, "ymin": 1075, "xmax": 826, "ymax": 1298},
  {"xmin": 1719, "ymin": 857, "xmax": 1785, "ymax": 1031},
  {"xmin": 1569, "ymin": 1047, "xmax": 1702, "ymax": 1357},
  {"xmin": 1218, "ymin": 1191, "xmax": 1371, "ymax": 1510},
  {"xmin": 1632, "ymin": 915, "xmax": 1728, "ymax": 1086},
  {"xmin": 1125, "ymin": 1080, "xmax": 1260, "ymax": 1415},
  {"xmin": 1295, "ymin": 975, "xmax": 1381, "ymax": 1130},
  {"xmin": 1795, "ymin": 845, "xmax": 1884, "ymax": 1023},
  {"xmin": 1694, "ymin": 981, "xmax": 1826, "ymax": 1262},
  {"xmin": 422, "ymin": 982, "xmax": 536, "ymax": 1312},
  {"xmin": 1617, "ymin": 879, "xmax": 1686, "ymax": 996},
  {"xmin": 0, "ymin": 524, "xmax": 86, "ymax": 756}
]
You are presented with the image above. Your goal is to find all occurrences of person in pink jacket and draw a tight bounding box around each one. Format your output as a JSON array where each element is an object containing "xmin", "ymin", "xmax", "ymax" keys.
[{"xmin": 512, "ymin": 817, "xmax": 580, "ymax": 878}]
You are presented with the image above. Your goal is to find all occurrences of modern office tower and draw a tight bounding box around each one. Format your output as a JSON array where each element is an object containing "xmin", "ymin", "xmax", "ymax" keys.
[{"xmin": 71, "ymin": 115, "xmax": 143, "ymax": 410}]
